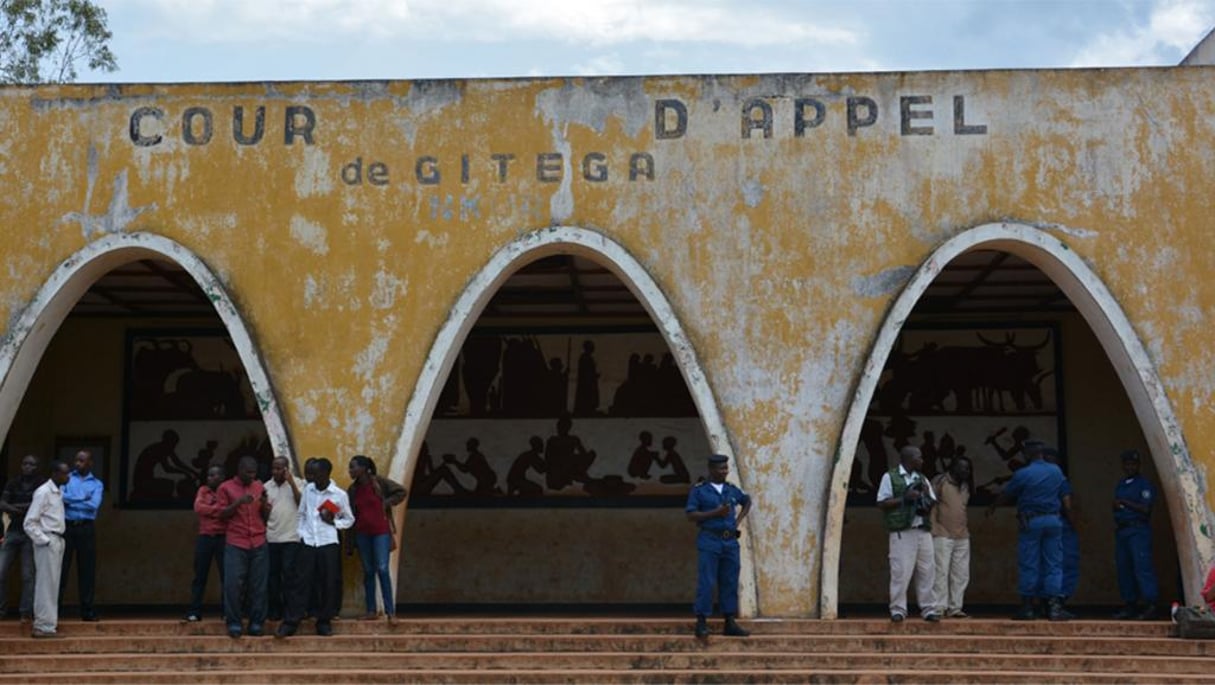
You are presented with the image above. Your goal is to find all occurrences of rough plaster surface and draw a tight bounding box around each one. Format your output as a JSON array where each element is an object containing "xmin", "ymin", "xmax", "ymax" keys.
[{"xmin": 0, "ymin": 71, "xmax": 1211, "ymax": 616}]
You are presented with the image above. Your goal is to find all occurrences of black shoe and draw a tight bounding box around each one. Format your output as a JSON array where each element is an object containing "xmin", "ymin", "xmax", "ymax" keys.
[
  {"xmin": 247, "ymin": 624, "xmax": 264, "ymax": 637},
  {"xmin": 81, "ymin": 614, "xmax": 99, "ymax": 622},
  {"xmin": 275, "ymin": 622, "xmax": 297, "ymax": 639},
  {"xmin": 694, "ymin": 616, "xmax": 709, "ymax": 639},
  {"xmin": 722, "ymin": 616, "xmax": 750, "ymax": 637},
  {"xmin": 227, "ymin": 624, "xmax": 242, "ymax": 639},
  {"xmin": 924, "ymin": 612, "xmax": 941, "ymax": 622},
  {"xmin": 1136, "ymin": 604, "xmax": 1160, "ymax": 621},
  {"xmin": 1113, "ymin": 603, "xmax": 1139, "ymax": 620},
  {"xmin": 316, "ymin": 620, "xmax": 333, "ymax": 636},
  {"xmin": 1012, "ymin": 597, "xmax": 1037, "ymax": 621},
  {"xmin": 1047, "ymin": 597, "xmax": 1072, "ymax": 622},
  {"xmin": 890, "ymin": 613, "xmax": 905, "ymax": 623}
]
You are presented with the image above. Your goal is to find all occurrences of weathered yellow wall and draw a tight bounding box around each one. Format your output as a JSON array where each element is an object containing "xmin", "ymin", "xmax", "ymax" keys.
[{"xmin": 0, "ymin": 68, "xmax": 1212, "ymax": 615}]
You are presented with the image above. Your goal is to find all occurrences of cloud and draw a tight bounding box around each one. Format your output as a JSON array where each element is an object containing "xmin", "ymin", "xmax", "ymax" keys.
[
  {"xmin": 114, "ymin": 0, "xmax": 860, "ymax": 48},
  {"xmin": 1069, "ymin": 0, "xmax": 1215, "ymax": 66}
]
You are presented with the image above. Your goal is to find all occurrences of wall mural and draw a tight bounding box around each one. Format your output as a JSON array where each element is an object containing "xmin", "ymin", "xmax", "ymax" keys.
[
  {"xmin": 416, "ymin": 331, "xmax": 707, "ymax": 507},
  {"xmin": 849, "ymin": 324, "xmax": 1063, "ymax": 507},
  {"xmin": 121, "ymin": 330, "xmax": 271, "ymax": 509}
]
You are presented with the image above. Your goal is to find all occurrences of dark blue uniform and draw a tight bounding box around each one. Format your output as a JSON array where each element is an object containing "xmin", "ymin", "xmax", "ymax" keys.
[
  {"xmin": 1003, "ymin": 459, "xmax": 1065, "ymax": 598},
  {"xmin": 1114, "ymin": 474, "xmax": 1158, "ymax": 604},
  {"xmin": 686, "ymin": 481, "xmax": 750, "ymax": 616},
  {"xmin": 1036, "ymin": 475, "xmax": 1079, "ymax": 599}
]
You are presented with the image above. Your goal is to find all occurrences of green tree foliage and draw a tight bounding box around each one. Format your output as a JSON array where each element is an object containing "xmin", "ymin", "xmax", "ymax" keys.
[{"xmin": 1, "ymin": 0, "xmax": 117, "ymax": 83}]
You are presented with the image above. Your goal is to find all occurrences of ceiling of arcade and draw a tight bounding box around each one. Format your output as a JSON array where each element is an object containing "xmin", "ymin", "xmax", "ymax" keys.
[{"xmin": 68, "ymin": 250, "xmax": 1072, "ymax": 321}]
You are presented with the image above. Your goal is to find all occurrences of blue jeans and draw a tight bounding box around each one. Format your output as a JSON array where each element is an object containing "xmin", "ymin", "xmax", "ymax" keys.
[
  {"xmin": 188, "ymin": 534, "xmax": 225, "ymax": 616},
  {"xmin": 1017, "ymin": 514, "xmax": 1062, "ymax": 598},
  {"xmin": 1115, "ymin": 524, "xmax": 1158, "ymax": 603},
  {"xmin": 0, "ymin": 530, "xmax": 35, "ymax": 617},
  {"xmin": 355, "ymin": 533, "xmax": 394, "ymax": 616},
  {"xmin": 223, "ymin": 543, "xmax": 267, "ymax": 629}
]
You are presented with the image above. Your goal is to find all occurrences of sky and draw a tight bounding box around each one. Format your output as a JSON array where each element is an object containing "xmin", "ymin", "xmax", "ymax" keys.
[{"xmin": 81, "ymin": 0, "xmax": 1215, "ymax": 83}]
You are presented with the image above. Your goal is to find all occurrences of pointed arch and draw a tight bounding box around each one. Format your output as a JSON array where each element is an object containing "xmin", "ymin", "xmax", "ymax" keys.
[
  {"xmin": 820, "ymin": 221, "xmax": 1213, "ymax": 617},
  {"xmin": 0, "ymin": 232, "xmax": 293, "ymax": 469},
  {"xmin": 388, "ymin": 225, "xmax": 758, "ymax": 615}
]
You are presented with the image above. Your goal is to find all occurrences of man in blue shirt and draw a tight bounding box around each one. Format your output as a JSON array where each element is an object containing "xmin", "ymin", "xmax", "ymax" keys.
[
  {"xmin": 60, "ymin": 450, "xmax": 103, "ymax": 621},
  {"xmin": 1111, "ymin": 449, "xmax": 1159, "ymax": 620},
  {"xmin": 685, "ymin": 454, "xmax": 751, "ymax": 639},
  {"xmin": 992, "ymin": 440, "xmax": 1069, "ymax": 621}
]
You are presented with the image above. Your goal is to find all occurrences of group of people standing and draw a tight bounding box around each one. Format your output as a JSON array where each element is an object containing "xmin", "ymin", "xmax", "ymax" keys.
[
  {"xmin": 188, "ymin": 454, "xmax": 405, "ymax": 638},
  {"xmin": 877, "ymin": 441, "xmax": 1162, "ymax": 622},
  {"xmin": 0, "ymin": 451, "xmax": 103, "ymax": 637}
]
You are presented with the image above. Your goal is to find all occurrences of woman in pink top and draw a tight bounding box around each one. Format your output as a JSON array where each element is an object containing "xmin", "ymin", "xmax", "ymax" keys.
[{"xmin": 347, "ymin": 455, "xmax": 406, "ymax": 621}]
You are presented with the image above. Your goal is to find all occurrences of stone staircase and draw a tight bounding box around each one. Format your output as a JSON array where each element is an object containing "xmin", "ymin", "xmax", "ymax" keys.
[{"xmin": 0, "ymin": 615, "xmax": 1211, "ymax": 683}]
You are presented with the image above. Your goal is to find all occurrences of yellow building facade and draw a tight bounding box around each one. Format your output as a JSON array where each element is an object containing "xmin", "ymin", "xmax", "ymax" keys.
[{"xmin": 0, "ymin": 67, "xmax": 1212, "ymax": 617}]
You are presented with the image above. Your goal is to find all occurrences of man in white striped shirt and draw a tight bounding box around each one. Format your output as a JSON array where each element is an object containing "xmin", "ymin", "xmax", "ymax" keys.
[{"xmin": 24, "ymin": 461, "xmax": 71, "ymax": 638}]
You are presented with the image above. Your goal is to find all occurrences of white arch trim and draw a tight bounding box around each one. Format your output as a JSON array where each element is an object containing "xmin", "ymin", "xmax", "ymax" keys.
[
  {"xmin": 388, "ymin": 225, "xmax": 758, "ymax": 616},
  {"xmin": 820, "ymin": 221, "xmax": 1214, "ymax": 618},
  {"xmin": 0, "ymin": 232, "xmax": 293, "ymax": 470}
]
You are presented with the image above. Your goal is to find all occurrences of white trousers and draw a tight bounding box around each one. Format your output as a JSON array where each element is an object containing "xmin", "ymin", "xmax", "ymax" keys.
[
  {"xmin": 888, "ymin": 529, "xmax": 936, "ymax": 618},
  {"xmin": 32, "ymin": 536, "xmax": 64, "ymax": 633},
  {"xmin": 932, "ymin": 536, "xmax": 971, "ymax": 613}
]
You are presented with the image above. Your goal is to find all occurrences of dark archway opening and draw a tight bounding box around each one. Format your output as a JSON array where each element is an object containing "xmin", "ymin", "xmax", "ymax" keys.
[
  {"xmin": 839, "ymin": 249, "xmax": 1180, "ymax": 613},
  {"xmin": 399, "ymin": 254, "xmax": 709, "ymax": 610},
  {"xmin": 0, "ymin": 259, "xmax": 273, "ymax": 613}
]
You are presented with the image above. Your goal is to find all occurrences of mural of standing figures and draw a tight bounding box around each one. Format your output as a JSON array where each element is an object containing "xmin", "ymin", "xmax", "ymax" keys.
[
  {"xmin": 851, "ymin": 325, "xmax": 1062, "ymax": 506},
  {"xmin": 418, "ymin": 331, "xmax": 708, "ymax": 505},
  {"xmin": 574, "ymin": 341, "xmax": 600, "ymax": 416}
]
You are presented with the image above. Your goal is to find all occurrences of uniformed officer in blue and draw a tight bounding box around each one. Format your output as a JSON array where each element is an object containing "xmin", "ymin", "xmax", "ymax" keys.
[
  {"xmin": 991, "ymin": 439, "xmax": 1069, "ymax": 621},
  {"xmin": 686, "ymin": 454, "xmax": 751, "ymax": 639},
  {"xmin": 1111, "ymin": 449, "xmax": 1160, "ymax": 620}
]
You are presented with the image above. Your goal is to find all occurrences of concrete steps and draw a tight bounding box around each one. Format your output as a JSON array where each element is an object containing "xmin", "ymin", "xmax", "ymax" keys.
[{"xmin": 0, "ymin": 616, "xmax": 1209, "ymax": 683}]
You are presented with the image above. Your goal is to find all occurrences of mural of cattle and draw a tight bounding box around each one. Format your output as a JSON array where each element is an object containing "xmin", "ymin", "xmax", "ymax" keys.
[{"xmin": 877, "ymin": 329, "xmax": 1055, "ymax": 415}]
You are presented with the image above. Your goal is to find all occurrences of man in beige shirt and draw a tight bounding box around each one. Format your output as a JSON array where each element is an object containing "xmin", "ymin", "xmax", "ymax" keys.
[
  {"xmin": 24, "ymin": 461, "xmax": 71, "ymax": 638},
  {"xmin": 264, "ymin": 456, "xmax": 303, "ymax": 621},
  {"xmin": 931, "ymin": 456, "xmax": 972, "ymax": 618}
]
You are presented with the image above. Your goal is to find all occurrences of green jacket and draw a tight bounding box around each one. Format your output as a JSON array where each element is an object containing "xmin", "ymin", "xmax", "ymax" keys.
[{"xmin": 882, "ymin": 467, "xmax": 925, "ymax": 532}]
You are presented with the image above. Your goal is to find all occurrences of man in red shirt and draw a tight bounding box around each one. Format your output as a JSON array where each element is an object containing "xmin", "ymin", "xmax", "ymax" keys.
[
  {"xmin": 185, "ymin": 466, "xmax": 226, "ymax": 622},
  {"xmin": 217, "ymin": 457, "xmax": 270, "ymax": 638}
]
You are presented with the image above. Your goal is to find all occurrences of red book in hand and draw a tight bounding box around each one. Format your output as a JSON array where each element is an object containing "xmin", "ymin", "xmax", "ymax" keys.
[{"xmin": 318, "ymin": 499, "xmax": 340, "ymax": 515}]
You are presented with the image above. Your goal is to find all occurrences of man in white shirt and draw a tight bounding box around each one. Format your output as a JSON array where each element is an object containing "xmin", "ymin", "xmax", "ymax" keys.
[
  {"xmin": 24, "ymin": 461, "xmax": 71, "ymax": 638},
  {"xmin": 276, "ymin": 458, "xmax": 353, "ymax": 638},
  {"xmin": 264, "ymin": 456, "xmax": 303, "ymax": 621},
  {"xmin": 876, "ymin": 446, "xmax": 940, "ymax": 622}
]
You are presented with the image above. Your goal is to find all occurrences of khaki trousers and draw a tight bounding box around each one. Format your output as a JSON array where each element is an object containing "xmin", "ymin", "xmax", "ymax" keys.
[
  {"xmin": 888, "ymin": 528, "xmax": 936, "ymax": 618},
  {"xmin": 32, "ymin": 536, "xmax": 64, "ymax": 634},
  {"xmin": 932, "ymin": 536, "xmax": 971, "ymax": 613}
]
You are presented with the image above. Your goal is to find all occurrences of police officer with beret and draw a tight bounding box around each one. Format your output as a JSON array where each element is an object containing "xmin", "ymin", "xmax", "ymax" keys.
[
  {"xmin": 686, "ymin": 454, "xmax": 751, "ymax": 639},
  {"xmin": 1112, "ymin": 449, "xmax": 1160, "ymax": 620},
  {"xmin": 991, "ymin": 439, "xmax": 1069, "ymax": 621}
]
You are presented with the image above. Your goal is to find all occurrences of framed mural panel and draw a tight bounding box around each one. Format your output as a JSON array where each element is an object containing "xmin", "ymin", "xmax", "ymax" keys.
[
  {"xmin": 54, "ymin": 436, "xmax": 110, "ymax": 491},
  {"xmin": 120, "ymin": 329, "xmax": 271, "ymax": 509},
  {"xmin": 415, "ymin": 328, "xmax": 706, "ymax": 508},
  {"xmin": 847, "ymin": 322, "xmax": 1064, "ymax": 507}
]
